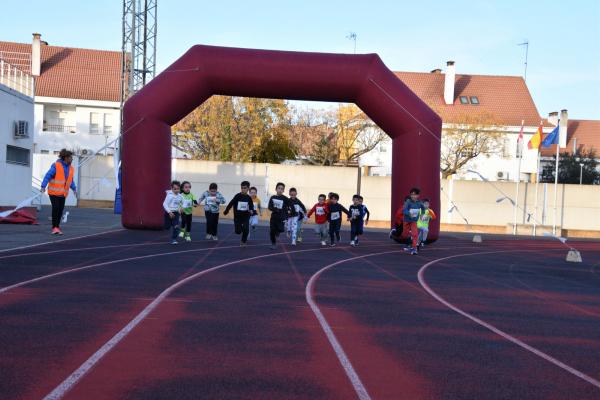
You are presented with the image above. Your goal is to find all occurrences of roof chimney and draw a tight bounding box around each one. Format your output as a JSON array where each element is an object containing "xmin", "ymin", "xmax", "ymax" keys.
[
  {"xmin": 31, "ymin": 33, "xmax": 41, "ymax": 77},
  {"xmin": 548, "ymin": 111, "xmax": 559, "ymax": 126},
  {"xmin": 430, "ymin": 68, "xmax": 442, "ymax": 74},
  {"xmin": 559, "ymin": 109, "xmax": 568, "ymax": 148},
  {"xmin": 444, "ymin": 61, "xmax": 455, "ymax": 105}
]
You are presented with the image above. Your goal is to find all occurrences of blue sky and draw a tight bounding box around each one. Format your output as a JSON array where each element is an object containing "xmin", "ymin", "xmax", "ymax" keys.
[{"xmin": 2, "ymin": 0, "xmax": 599, "ymax": 119}]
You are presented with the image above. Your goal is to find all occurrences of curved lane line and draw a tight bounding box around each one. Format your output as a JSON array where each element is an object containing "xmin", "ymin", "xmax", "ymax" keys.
[
  {"xmin": 42, "ymin": 246, "xmax": 355, "ymax": 400},
  {"xmin": 306, "ymin": 250, "xmax": 404, "ymax": 400},
  {"xmin": 417, "ymin": 251, "xmax": 600, "ymax": 390}
]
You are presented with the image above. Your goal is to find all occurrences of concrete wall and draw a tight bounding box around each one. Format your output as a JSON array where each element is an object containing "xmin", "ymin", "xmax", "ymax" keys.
[
  {"xmin": 0, "ymin": 83, "xmax": 34, "ymax": 206},
  {"xmin": 74, "ymin": 156, "xmax": 600, "ymax": 233}
]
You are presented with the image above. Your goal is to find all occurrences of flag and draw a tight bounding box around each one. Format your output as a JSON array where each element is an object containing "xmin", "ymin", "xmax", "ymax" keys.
[
  {"xmin": 528, "ymin": 122, "xmax": 543, "ymax": 150},
  {"xmin": 541, "ymin": 125, "xmax": 560, "ymax": 148},
  {"xmin": 516, "ymin": 120, "xmax": 524, "ymax": 157}
]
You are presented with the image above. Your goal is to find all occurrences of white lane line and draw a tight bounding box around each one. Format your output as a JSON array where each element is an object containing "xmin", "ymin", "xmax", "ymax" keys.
[
  {"xmin": 42, "ymin": 246, "xmax": 340, "ymax": 400},
  {"xmin": 0, "ymin": 243, "xmax": 269, "ymax": 295},
  {"xmin": 0, "ymin": 229, "xmax": 124, "ymax": 254},
  {"xmin": 306, "ymin": 250, "xmax": 403, "ymax": 400},
  {"xmin": 417, "ymin": 251, "xmax": 600, "ymax": 390}
]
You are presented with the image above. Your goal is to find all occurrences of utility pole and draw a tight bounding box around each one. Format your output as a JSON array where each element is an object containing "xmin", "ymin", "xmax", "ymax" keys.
[
  {"xmin": 518, "ymin": 40, "xmax": 529, "ymax": 82},
  {"xmin": 346, "ymin": 32, "xmax": 357, "ymax": 54}
]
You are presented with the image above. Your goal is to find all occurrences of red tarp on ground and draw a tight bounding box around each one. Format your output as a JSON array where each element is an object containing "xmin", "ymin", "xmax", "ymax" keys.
[{"xmin": 0, "ymin": 208, "xmax": 38, "ymax": 224}]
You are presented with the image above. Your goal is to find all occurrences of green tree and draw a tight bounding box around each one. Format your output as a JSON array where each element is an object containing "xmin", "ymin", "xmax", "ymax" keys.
[{"xmin": 542, "ymin": 148, "xmax": 599, "ymax": 184}]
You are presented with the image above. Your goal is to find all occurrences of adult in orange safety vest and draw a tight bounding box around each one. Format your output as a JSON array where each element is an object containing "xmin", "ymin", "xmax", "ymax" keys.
[{"xmin": 41, "ymin": 149, "xmax": 77, "ymax": 235}]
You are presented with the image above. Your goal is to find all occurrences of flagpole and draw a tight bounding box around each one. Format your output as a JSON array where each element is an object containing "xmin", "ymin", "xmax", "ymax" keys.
[
  {"xmin": 533, "ymin": 149, "xmax": 540, "ymax": 236},
  {"xmin": 513, "ymin": 120, "xmax": 524, "ymax": 235},
  {"xmin": 552, "ymin": 120, "xmax": 561, "ymax": 235}
]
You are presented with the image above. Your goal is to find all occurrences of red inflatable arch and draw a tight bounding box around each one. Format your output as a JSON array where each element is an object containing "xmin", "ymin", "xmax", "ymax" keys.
[{"xmin": 122, "ymin": 45, "xmax": 442, "ymax": 240}]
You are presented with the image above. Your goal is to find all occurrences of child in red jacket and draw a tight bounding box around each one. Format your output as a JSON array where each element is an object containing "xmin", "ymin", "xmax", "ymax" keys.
[{"xmin": 307, "ymin": 194, "xmax": 329, "ymax": 246}]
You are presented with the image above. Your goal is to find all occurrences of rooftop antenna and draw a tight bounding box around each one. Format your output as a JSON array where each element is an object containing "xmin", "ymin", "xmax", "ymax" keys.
[
  {"xmin": 346, "ymin": 32, "xmax": 357, "ymax": 54},
  {"xmin": 517, "ymin": 40, "xmax": 529, "ymax": 82}
]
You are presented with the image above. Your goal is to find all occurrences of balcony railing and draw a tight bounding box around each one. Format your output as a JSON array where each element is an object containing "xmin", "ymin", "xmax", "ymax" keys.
[
  {"xmin": 0, "ymin": 59, "xmax": 35, "ymax": 98},
  {"xmin": 43, "ymin": 123, "xmax": 76, "ymax": 133}
]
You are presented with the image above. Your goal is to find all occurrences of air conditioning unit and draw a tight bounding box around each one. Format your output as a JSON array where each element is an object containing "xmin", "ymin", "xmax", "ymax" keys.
[
  {"xmin": 80, "ymin": 149, "xmax": 94, "ymax": 156},
  {"xmin": 13, "ymin": 121, "xmax": 29, "ymax": 138},
  {"xmin": 497, "ymin": 171, "xmax": 510, "ymax": 180}
]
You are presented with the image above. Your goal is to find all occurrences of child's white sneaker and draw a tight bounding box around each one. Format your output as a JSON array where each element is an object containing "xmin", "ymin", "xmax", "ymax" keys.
[
  {"xmin": 205, "ymin": 234, "xmax": 212, "ymax": 240},
  {"xmin": 291, "ymin": 239, "xmax": 296, "ymax": 246},
  {"xmin": 320, "ymin": 240, "xmax": 326, "ymax": 246},
  {"xmin": 212, "ymin": 236, "xmax": 218, "ymax": 241},
  {"xmin": 350, "ymin": 240, "xmax": 356, "ymax": 246}
]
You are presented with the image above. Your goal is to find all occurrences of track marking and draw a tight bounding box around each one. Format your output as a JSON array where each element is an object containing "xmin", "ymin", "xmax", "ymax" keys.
[
  {"xmin": 42, "ymin": 246, "xmax": 355, "ymax": 400},
  {"xmin": 0, "ymin": 229, "xmax": 124, "ymax": 254},
  {"xmin": 306, "ymin": 250, "xmax": 403, "ymax": 400},
  {"xmin": 417, "ymin": 251, "xmax": 600, "ymax": 390},
  {"xmin": 0, "ymin": 243, "xmax": 267, "ymax": 295}
]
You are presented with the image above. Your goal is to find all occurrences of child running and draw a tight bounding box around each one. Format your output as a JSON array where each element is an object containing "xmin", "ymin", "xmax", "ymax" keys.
[
  {"xmin": 163, "ymin": 180, "xmax": 183, "ymax": 245},
  {"xmin": 286, "ymin": 187, "xmax": 307, "ymax": 246},
  {"xmin": 348, "ymin": 194, "xmax": 366, "ymax": 246},
  {"xmin": 358, "ymin": 196, "xmax": 370, "ymax": 226},
  {"xmin": 417, "ymin": 198, "xmax": 437, "ymax": 248},
  {"xmin": 401, "ymin": 188, "xmax": 425, "ymax": 255},
  {"xmin": 327, "ymin": 193, "xmax": 350, "ymax": 247},
  {"xmin": 249, "ymin": 186, "xmax": 262, "ymax": 233},
  {"xmin": 307, "ymin": 194, "xmax": 329, "ymax": 246},
  {"xmin": 179, "ymin": 181, "xmax": 198, "ymax": 242},
  {"xmin": 224, "ymin": 181, "xmax": 255, "ymax": 246},
  {"xmin": 199, "ymin": 183, "xmax": 226, "ymax": 241},
  {"xmin": 268, "ymin": 182, "xmax": 295, "ymax": 249}
]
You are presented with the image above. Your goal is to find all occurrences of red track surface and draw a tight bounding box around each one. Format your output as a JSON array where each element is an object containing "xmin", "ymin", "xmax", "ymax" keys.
[{"xmin": 0, "ymin": 227, "xmax": 599, "ymax": 399}]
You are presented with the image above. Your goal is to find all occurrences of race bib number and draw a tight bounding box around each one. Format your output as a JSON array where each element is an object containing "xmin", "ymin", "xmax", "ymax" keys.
[
  {"xmin": 206, "ymin": 196, "xmax": 216, "ymax": 205},
  {"xmin": 420, "ymin": 214, "xmax": 429, "ymax": 221},
  {"xmin": 272, "ymin": 199, "xmax": 283, "ymax": 209},
  {"xmin": 330, "ymin": 211, "xmax": 340, "ymax": 220},
  {"xmin": 182, "ymin": 199, "xmax": 193, "ymax": 208},
  {"xmin": 409, "ymin": 208, "xmax": 420, "ymax": 218},
  {"xmin": 294, "ymin": 204, "xmax": 301, "ymax": 213},
  {"xmin": 237, "ymin": 201, "xmax": 249, "ymax": 211},
  {"xmin": 352, "ymin": 209, "xmax": 360, "ymax": 217},
  {"xmin": 316, "ymin": 206, "xmax": 325, "ymax": 216}
]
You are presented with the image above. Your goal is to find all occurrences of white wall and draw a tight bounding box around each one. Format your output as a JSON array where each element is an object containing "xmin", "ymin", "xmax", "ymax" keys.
[
  {"xmin": 33, "ymin": 97, "xmax": 120, "ymax": 156},
  {"xmin": 0, "ymin": 84, "xmax": 34, "ymax": 206}
]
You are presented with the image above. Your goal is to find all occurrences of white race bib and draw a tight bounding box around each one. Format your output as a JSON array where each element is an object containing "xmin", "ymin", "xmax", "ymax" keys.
[
  {"xmin": 316, "ymin": 206, "xmax": 325, "ymax": 216},
  {"xmin": 237, "ymin": 201, "xmax": 249, "ymax": 211},
  {"xmin": 330, "ymin": 211, "xmax": 340, "ymax": 220},
  {"xmin": 182, "ymin": 199, "xmax": 193, "ymax": 208},
  {"xmin": 352, "ymin": 208, "xmax": 360, "ymax": 217},
  {"xmin": 272, "ymin": 199, "xmax": 284, "ymax": 209},
  {"xmin": 294, "ymin": 204, "xmax": 301, "ymax": 213},
  {"xmin": 409, "ymin": 208, "xmax": 420, "ymax": 218},
  {"xmin": 206, "ymin": 196, "xmax": 216, "ymax": 205}
]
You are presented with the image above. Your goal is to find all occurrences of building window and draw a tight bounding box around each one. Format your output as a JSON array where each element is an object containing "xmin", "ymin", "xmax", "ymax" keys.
[
  {"xmin": 6, "ymin": 145, "xmax": 30, "ymax": 166},
  {"xmin": 503, "ymin": 138, "xmax": 511, "ymax": 158},
  {"xmin": 470, "ymin": 96, "xmax": 480, "ymax": 104},
  {"xmin": 40, "ymin": 150, "xmax": 49, "ymax": 154},
  {"xmin": 43, "ymin": 105, "xmax": 76, "ymax": 133},
  {"xmin": 54, "ymin": 150, "xmax": 60, "ymax": 155},
  {"xmin": 459, "ymin": 96, "xmax": 469, "ymax": 104},
  {"xmin": 103, "ymin": 113, "xmax": 113, "ymax": 134},
  {"xmin": 90, "ymin": 112, "xmax": 100, "ymax": 134}
]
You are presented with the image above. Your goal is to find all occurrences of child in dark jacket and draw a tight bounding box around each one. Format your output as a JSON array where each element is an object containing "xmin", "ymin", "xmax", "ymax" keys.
[
  {"xmin": 348, "ymin": 194, "xmax": 366, "ymax": 246},
  {"xmin": 327, "ymin": 193, "xmax": 350, "ymax": 247},
  {"xmin": 268, "ymin": 182, "xmax": 295, "ymax": 249},
  {"xmin": 224, "ymin": 180, "xmax": 255, "ymax": 246},
  {"xmin": 401, "ymin": 188, "xmax": 425, "ymax": 255}
]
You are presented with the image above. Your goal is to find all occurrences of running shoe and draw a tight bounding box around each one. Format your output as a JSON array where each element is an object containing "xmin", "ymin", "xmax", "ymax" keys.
[
  {"xmin": 320, "ymin": 240, "xmax": 327, "ymax": 246},
  {"xmin": 205, "ymin": 234, "xmax": 212, "ymax": 240},
  {"xmin": 171, "ymin": 240, "xmax": 178, "ymax": 245},
  {"xmin": 51, "ymin": 227, "xmax": 60, "ymax": 235},
  {"xmin": 179, "ymin": 231, "xmax": 185, "ymax": 238}
]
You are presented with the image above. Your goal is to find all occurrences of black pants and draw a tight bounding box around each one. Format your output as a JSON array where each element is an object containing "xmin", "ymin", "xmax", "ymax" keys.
[
  {"xmin": 269, "ymin": 216, "xmax": 285, "ymax": 244},
  {"xmin": 164, "ymin": 212, "xmax": 180, "ymax": 240},
  {"xmin": 181, "ymin": 213, "xmax": 193, "ymax": 233},
  {"xmin": 49, "ymin": 195, "xmax": 66, "ymax": 228},
  {"xmin": 234, "ymin": 214, "xmax": 250, "ymax": 243},
  {"xmin": 329, "ymin": 220, "xmax": 342, "ymax": 244},
  {"xmin": 205, "ymin": 211, "xmax": 219, "ymax": 236},
  {"xmin": 351, "ymin": 222, "xmax": 363, "ymax": 242}
]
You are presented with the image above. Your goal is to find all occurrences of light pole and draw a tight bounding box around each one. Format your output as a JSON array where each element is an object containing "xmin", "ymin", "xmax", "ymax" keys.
[{"xmin": 579, "ymin": 163, "xmax": 584, "ymax": 185}]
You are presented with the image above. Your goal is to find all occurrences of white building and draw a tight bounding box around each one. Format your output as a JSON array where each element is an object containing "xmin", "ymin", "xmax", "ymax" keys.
[
  {"xmin": 360, "ymin": 61, "xmax": 555, "ymax": 182},
  {"xmin": 0, "ymin": 34, "xmax": 122, "ymax": 157},
  {"xmin": 0, "ymin": 58, "xmax": 35, "ymax": 207}
]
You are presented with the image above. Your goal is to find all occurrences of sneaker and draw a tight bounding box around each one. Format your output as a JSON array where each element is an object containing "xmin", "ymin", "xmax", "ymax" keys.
[
  {"xmin": 51, "ymin": 227, "xmax": 60, "ymax": 235},
  {"xmin": 291, "ymin": 239, "xmax": 296, "ymax": 246},
  {"xmin": 56, "ymin": 228, "xmax": 64, "ymax": 235},
  {"xmin": 410, "ymin": 248, "xmax": 418, "ymax": 255},
  {"xmin": 329, "ymin": 243, "xmax": 336, "ymax": 247},
  {"xmin": 350, "ymin": 240, "xmax": 356, "ymax": 246},
  {"xmin": 297, "ymin": 236, "xmax": 303, "ymax": 243},
  {"xmin": 320, "ymin": 240, "xmax": 327, "ymax": 246},
  {"xmin": 171, "ymin": 240, "xmax": 178, "ymax": 245},
  {"xmin": 179, "ymin": 231, "xmax": 185, "ymax": 238},
  {"xmin": 270, "ymin": 244, "xmax": 277, "ymax": 250},
  {"xmin": 212, "ymin": 236, "xmax": 218, "ymax": 241},
  {"xmin": 403, "ymin": 246, "xmax": 412, "ymax": 252},
  {"xmin": 185, "ymin": 235, "xmax": 192, "ymax": 242},
  {"xmin": 205, "ymin": 234, "xmax": 212, "ymax": 240},
  {"xmin": 240, "ymin": 242, "xmax": 246, "ymax": 247}
]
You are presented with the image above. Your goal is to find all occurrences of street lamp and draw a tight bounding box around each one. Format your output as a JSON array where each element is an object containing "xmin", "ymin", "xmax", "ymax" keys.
[{"xmin": 579, "ymin": 163, "xmax": 584, "ymax": 185}]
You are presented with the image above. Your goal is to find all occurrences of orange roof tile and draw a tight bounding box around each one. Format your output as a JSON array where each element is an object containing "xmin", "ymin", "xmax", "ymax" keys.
[
  {"xmin": 0, "ymin": 41, "xmax": 122, "ymax": 102},
  {"xmin": 394, "ymin": 71, "xmax": 544, "ymax": 127},
  {"xmin": 540, "ymin": 119, "xmax": 600, "ymax": 156}
]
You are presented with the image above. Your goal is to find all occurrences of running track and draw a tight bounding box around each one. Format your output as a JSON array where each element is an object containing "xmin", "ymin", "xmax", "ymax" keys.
[{"xmin": 0, "ymin": 226, "xmax": 598, "ymax": 399}]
